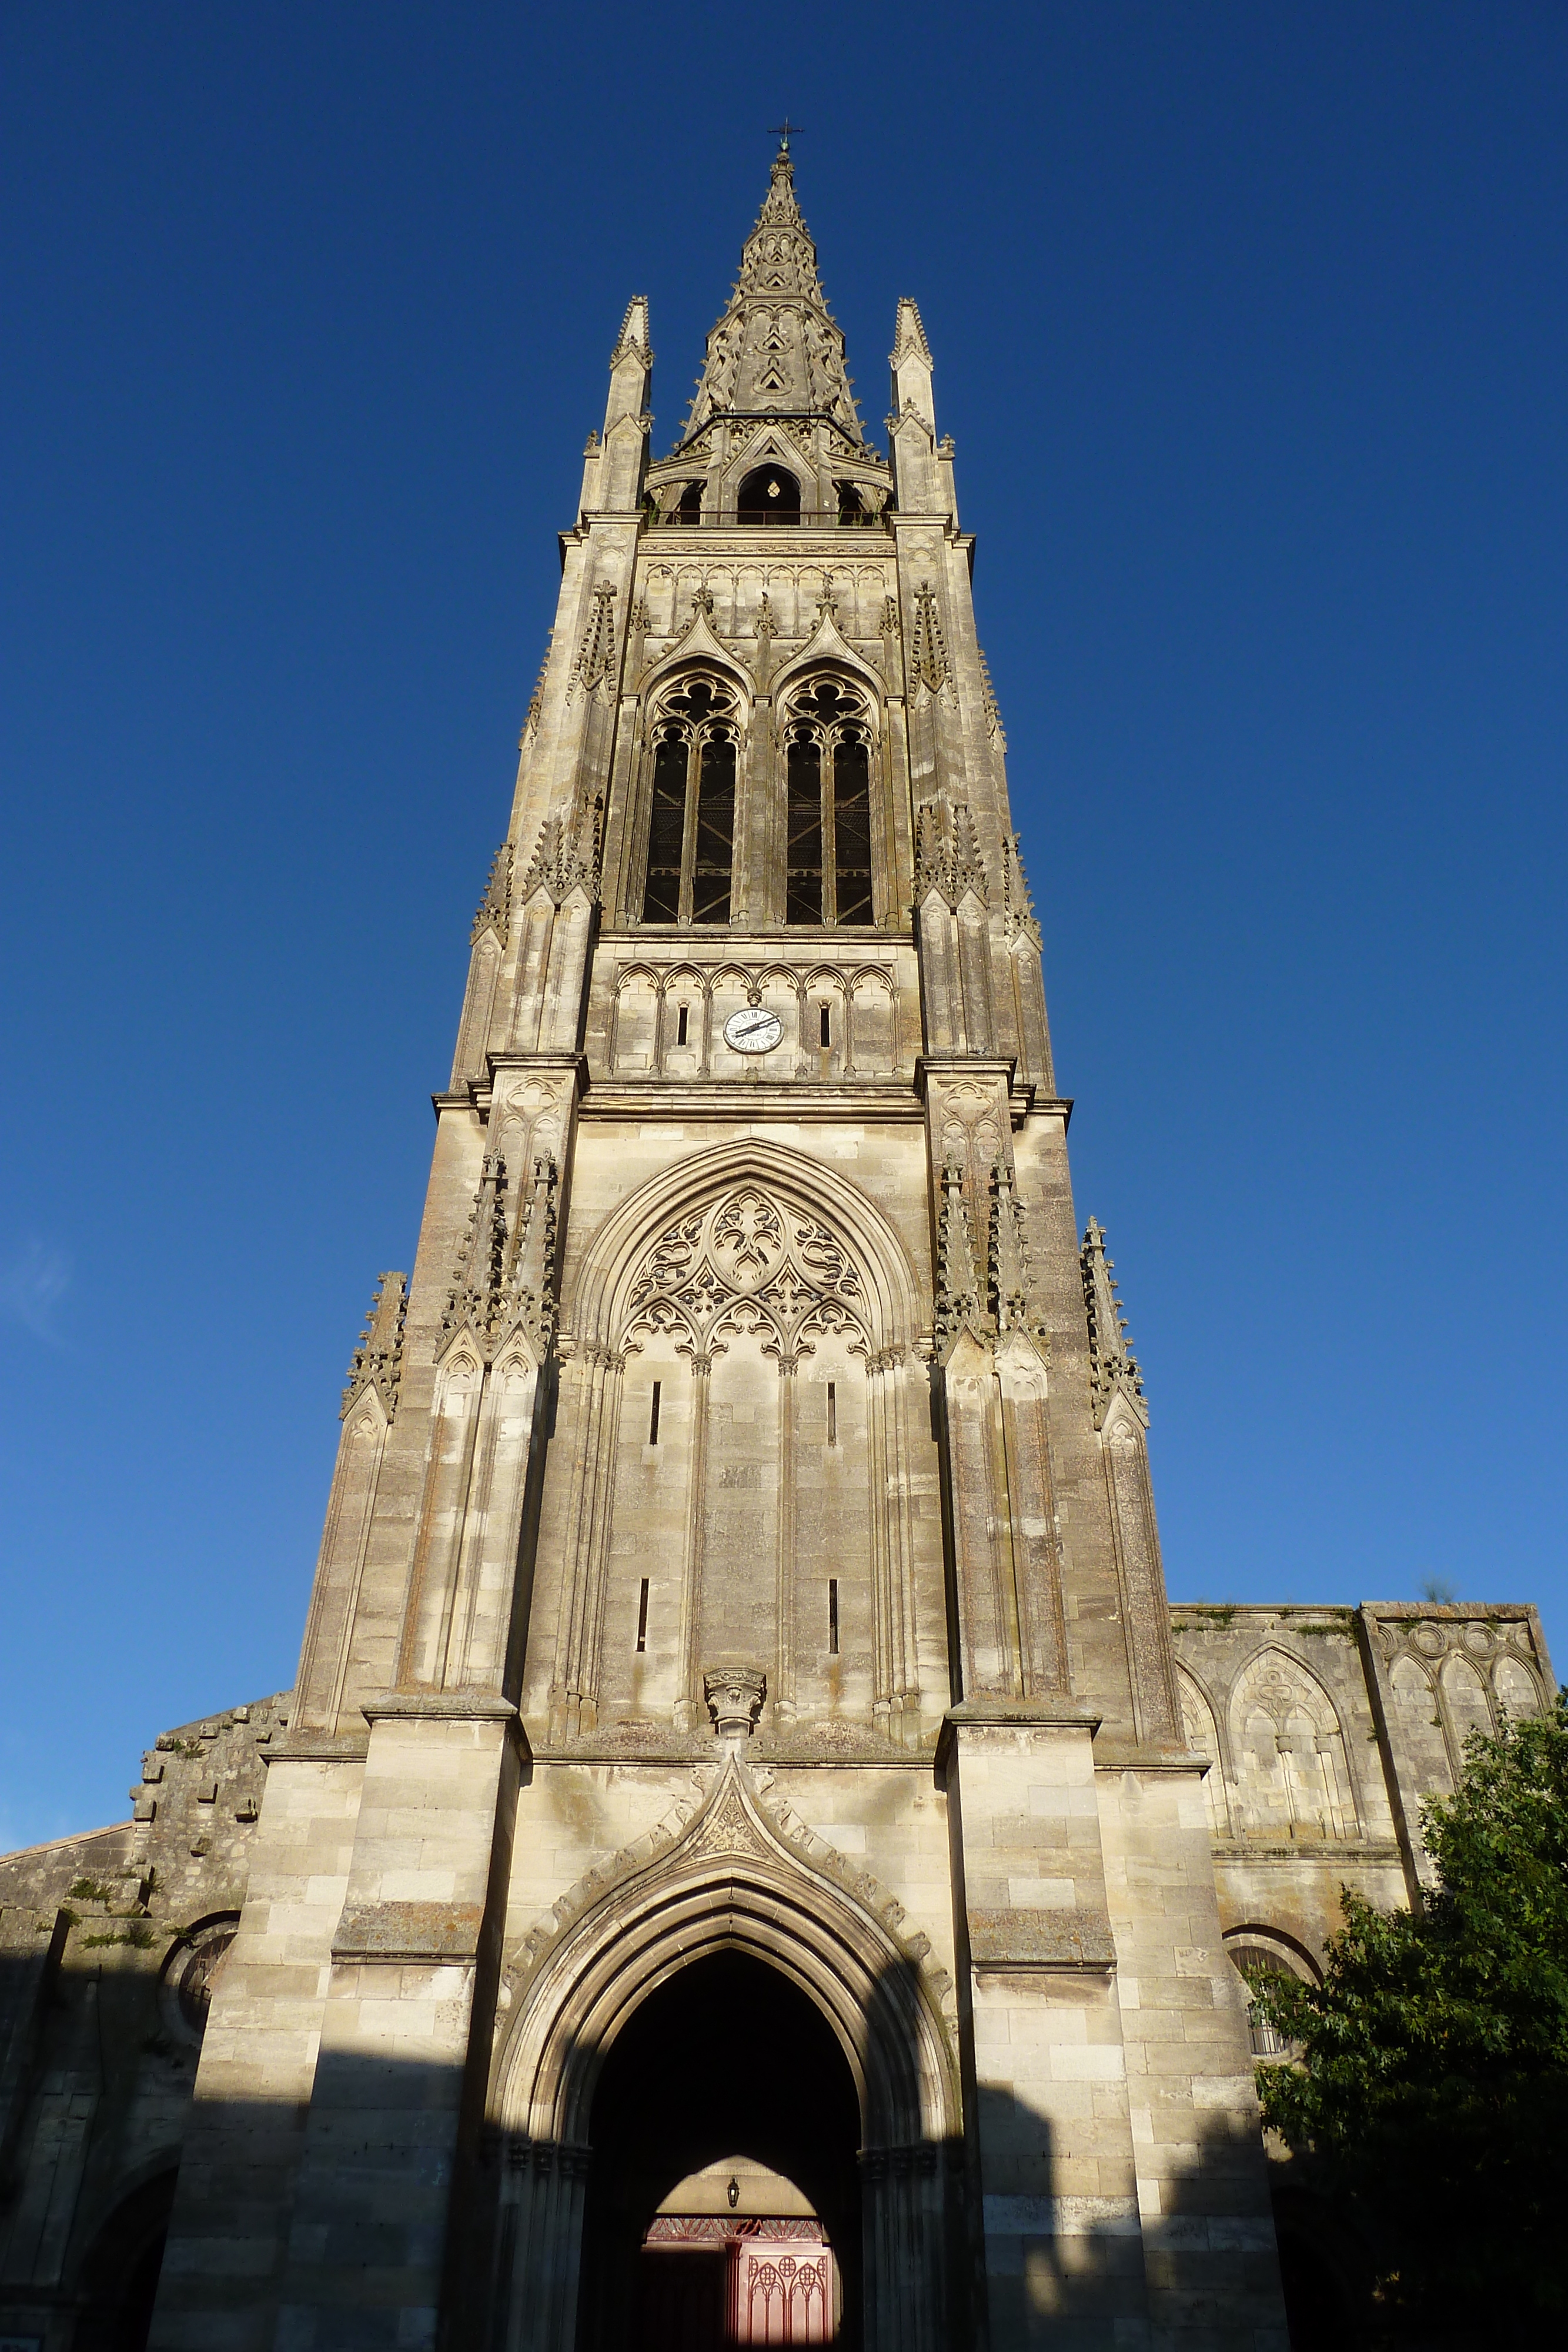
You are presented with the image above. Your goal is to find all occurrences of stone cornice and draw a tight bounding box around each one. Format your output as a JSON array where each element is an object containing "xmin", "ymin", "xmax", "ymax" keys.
[{"xmin": 579, "ymin": 1081, "xmax": 925, "ymax": 1123}]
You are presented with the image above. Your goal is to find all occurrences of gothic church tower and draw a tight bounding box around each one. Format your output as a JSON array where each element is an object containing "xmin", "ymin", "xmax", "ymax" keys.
[{"xmin": 150, "ymin": 144, "xmax": 1285, "ymax": 2352}]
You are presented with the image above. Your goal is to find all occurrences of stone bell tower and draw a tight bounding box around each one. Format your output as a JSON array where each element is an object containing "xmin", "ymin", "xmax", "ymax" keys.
[{"xmin": 150, "ymin": 141, "xmax": 1285, "ymax": 2352}]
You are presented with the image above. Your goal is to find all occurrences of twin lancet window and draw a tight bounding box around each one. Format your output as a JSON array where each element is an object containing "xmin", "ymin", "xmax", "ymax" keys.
[{"xmin": 640, "ymin": 671, "xmax": 873, "ymax": 928}]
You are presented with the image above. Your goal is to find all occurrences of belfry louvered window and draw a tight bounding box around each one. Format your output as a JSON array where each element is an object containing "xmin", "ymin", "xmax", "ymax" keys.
[
  {"xmin": 783, "ymin": 676, "xmax": 874, "ymax": 926},
  {"xmin": 640, "ymin": 676, "xmax": 738, "ymax": 924}
]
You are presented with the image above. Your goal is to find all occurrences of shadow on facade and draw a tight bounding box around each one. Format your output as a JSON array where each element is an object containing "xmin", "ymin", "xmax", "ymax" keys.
[
  {"xmin": 0, "ymin": 1933, "xmax": 184, "ymax": 2352},
  {"xmin": 0, "ymin": 1931, "xmax": 1372, "ymax": 2352},
  {"xmin": 570, "ymin": 1949, "xmax": 864, "ymax": 2348}
]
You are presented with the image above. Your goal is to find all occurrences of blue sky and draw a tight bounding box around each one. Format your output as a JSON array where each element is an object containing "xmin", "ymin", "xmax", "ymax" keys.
[{"xmin": 2, "ymin": 2, "xmax": 1564, "ymax": 1847}]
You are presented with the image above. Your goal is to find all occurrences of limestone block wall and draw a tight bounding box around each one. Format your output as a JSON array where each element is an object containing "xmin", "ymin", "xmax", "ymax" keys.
[
  {"xmin": 0, "ymin": 1693, "xmax": 290, "ymax": 2352},
  {"xmin": 1171, "ymin": 1603, "xmax": 1556, "ymax": 1966}
]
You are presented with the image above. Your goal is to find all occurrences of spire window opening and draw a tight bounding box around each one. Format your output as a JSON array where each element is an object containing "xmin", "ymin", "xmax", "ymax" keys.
[
  {"xmin": 782, "ymin": 676, "xmax": 876, "ymax": 926},
  {"xmin": 737, "ymin": 464, "xmax": 801, "ymax": 525},
  {"xmin": 676, "ymin": 480, "xmax": 704, "ymax": 524},
  {"xmin": 638, "ymin": 674, "xmax": 741, "ymax": 927},
  {"xmin": 835, "ymin": 480, "xmax": 867, "ymax": 524}
]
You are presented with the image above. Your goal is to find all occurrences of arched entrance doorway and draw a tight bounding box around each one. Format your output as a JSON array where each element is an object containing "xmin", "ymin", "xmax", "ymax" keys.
[
  {"xmin": 488, "ymin": 1764, "xmax": 961, "ymax": 2352},
  {"xmin": 575, "ymin": 1950, "xmax": 860, "ymax": 2348},
  {"xmin": 71, "ymin": 2171, "xmax": 176, "ymax": 2352}
]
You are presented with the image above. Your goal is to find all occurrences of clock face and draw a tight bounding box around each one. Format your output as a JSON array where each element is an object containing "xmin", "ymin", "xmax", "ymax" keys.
[{"xmin": 723, "ymin": 1007, "xmax": 784, "ymax": 1055}]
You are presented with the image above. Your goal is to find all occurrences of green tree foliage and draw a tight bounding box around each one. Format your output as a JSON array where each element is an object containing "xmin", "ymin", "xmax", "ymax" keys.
[{"xmin": 1253, "ymin": 1690, "xmax": 1568, "ymax": 2338}]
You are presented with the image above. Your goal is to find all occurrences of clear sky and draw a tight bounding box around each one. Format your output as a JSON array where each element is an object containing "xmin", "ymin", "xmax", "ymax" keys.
[{"xmin": 2, "ymin": 2, "xmax": 1564, "ymax": 1848}]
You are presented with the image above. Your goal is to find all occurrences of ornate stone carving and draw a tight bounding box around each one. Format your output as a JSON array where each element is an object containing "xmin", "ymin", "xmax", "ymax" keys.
[
  {"xmin": 934, "ymin": 1161, "xmax": 984, "ymax": 1349},
  {"xmin": 702, "ymin": 1665, "xmax": 768, "ymax": 1743},
  {"xmin": 624, "ymin": 1184, "xmax": 866, "ymax": 1363},
  {"xmin": 683, "ymin": 142, "xmax": 865, "ymax": 442},
  {"xmin": 341, "ymin": 1271, "xmax": 406, "ymax": 1422},
  {"xmin": 567, "ymin": 583, "xmax": 618, "ymax": 701},
  {"xmin": 1081, "ymin": 1217, "xmax": 1146, "ymax": 1429},
  {"xmin": 1001, "ymin": 831, "xmax": 1040, "ymax": 946},
  {"xmin": 913, "ymin": 797, "xmax": 988, "ymax": 907},
  {"xmin": 987, "ymin": 1161, "xmax": 1047, "ymax": 1344},
  {"xmin": 978, "ymin": 647, "xmax": 1006, "ymax": 746},
  {"xmin": 520, "ymin": 648, "xmax": 549, "ymax": 743},
  {"xmin": 908, "ymin": 582, "xmax": 950, "ymax": 697},
  {"xmin": 442, "ymin": 1154, "xmax": 560, "ymax": 1359},
  {"xmin": 471, "ymin": 840, "xmax": 513, "ymax": 946},
  {"xmin": 517, "ymin": 793, "xmax": 603, "ymax": 907}
]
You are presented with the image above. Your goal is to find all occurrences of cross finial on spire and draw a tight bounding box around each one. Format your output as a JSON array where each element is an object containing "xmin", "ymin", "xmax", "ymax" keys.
[{"xmin": 770, "ymin": 118, "xmax": 804, "ymax": 151}]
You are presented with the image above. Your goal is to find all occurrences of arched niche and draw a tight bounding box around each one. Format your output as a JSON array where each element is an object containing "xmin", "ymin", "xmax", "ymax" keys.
[
  {"xmin": 1439, "ymin": 1650, "xmax": 1495, "ymax": 1770},
  {"xmin": 545, "ymin": 1140, "xmax": 931, "ymax": 1743},
  {"xmin": 1494, "ymin": 1653, "xmax": 1543, "ymax": 1719},
  {"xmin": 1176, "ymin": 1665, "xmax": 1231, "ymax": 1837},
  {"xmin": 1386, "ymin": 1651, "xmax": 1453, "ymax": 1799},
  {"xmin": 1229, "ymin": 1646, "xmax": 1360, "ymax": 1842}
]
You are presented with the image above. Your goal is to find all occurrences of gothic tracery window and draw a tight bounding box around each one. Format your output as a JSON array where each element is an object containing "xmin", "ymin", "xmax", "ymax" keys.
[
  {"xmin": 641, "ymin": 674, "xmax": 739, "ymax": 925},
  {"xmin": 783, "ymin": 676, "xmax": 874, "ymax": 926}
]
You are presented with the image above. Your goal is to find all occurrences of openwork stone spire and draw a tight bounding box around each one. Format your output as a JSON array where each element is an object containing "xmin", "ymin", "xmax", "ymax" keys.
[{"xmin": 683, "ymin": 143, "xmax": 863, "ymax": 442}]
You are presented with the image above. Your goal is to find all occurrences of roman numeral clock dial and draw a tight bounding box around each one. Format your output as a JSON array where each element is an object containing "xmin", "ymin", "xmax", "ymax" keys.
[{"xmin": 723, "ymin": 1005, "xmax": 785, "ymax": 1054}]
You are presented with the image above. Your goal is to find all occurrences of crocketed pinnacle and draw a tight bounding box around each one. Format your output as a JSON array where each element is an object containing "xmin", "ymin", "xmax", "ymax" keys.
[
  {"xmin": 682, "ymin": 143, "xmax": 864, "ymax": 444},
  {"xmin": 1081, "ymin": 1218, "xmax": 1147, "ymax": 1427}
]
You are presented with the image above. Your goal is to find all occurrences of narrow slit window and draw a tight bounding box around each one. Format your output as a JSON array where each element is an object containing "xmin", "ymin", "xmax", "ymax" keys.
[
  {"xmin": 648, "ymin": 1381, "xmax": 661, "ymax": 1445},
  {"xmin": 833, "ymin": 733, "xmax": 874, "ymax": 924},
  {"xmin": 642, "ymin": 739, "xmax": 687, "ymax": 923},
  {"xmin": 692, "ymin": 735, "xmax": 735, "ymax": 924},
  {"xmin": 676, "ymin": 1003, "xmax": 688, "ymax": 1046},
  {"xmin": 636, "ymin": 1578, "xmax": 650, "ymax": 1653},
  {"xmin": 828, "ymin": 1579, "xmax": 840, "ymax": 1656},
  {"xmin": 819, "ymin": 1003, "xmax": 831, "ymax": 1048},
  {"xmin": 786, "ymin": 737, "xmax": 823, "ymax": 924},
  {"xmin": 778, "ymin": 677, "xmax": 875, "ymax": 927},
  {"xmin": 826, "ymin": 1381, "xmax": 837, "ymax": 1445}
]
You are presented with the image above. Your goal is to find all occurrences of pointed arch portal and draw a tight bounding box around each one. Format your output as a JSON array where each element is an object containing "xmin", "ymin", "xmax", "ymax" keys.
[
  {"xmin": 577, "ymin": 1950, "xmax": 859, "ymax": 2348},
  {"xmin": 487, "ymin": 1768, "xmax": 961, "ymax": 2352}
]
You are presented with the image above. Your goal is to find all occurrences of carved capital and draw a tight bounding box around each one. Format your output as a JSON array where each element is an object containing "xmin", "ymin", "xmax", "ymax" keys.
[{"xmin": 704, "ymin": 1662, "xmax": 767, "ymax": 1742}]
